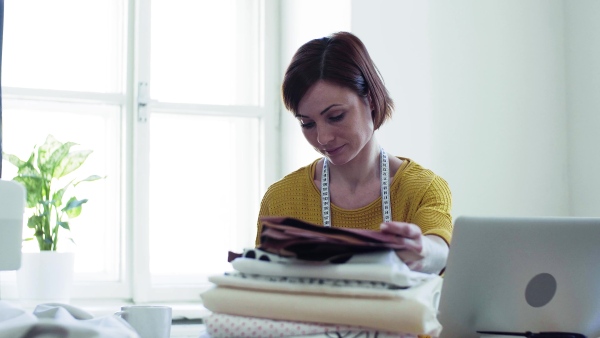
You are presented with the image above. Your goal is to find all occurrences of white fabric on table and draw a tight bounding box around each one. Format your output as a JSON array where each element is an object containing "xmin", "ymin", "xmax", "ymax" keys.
[
  {"xmin": 0, "ymin": 301, "xmax": 139, "ymax": 338},
  {"xmin": 231, "ymin": 249, "xmax": 434, "ymax": 287}
]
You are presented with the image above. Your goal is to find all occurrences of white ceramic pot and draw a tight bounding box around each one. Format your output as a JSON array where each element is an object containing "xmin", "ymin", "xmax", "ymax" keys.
[{"xmin": 17, "ymin": 251, "xmax": 75, "ymax": 303}]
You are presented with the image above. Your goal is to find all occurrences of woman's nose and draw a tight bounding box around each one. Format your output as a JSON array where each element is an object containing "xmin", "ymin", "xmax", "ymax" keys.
[{"xmin": 316, "ymin": 125, "xmax": 334, "ymax": 145}]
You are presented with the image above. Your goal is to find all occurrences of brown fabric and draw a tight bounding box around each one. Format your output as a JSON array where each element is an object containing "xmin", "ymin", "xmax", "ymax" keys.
[{"xmin": 258, "ymin": 216, "xmax": 407, "ymax": 261}]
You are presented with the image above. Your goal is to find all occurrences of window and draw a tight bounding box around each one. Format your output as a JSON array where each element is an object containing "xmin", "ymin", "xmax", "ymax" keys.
[{"xmin": 0, "ymin": 0, "xmax": 279, "ymax": 303}]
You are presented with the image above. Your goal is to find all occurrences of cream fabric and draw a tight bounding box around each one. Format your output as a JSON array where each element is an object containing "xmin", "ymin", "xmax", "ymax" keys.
[{"xmin": 201, "ymin": 277, "xmax": 443, "ymax": 336}]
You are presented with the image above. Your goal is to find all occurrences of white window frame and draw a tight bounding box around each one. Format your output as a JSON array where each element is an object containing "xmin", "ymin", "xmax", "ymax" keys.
[
  {"xmin": 130, "ymin": 0, "xmax": 281, "ymax": 303},
  {"xmin": 0, "ymin": 0, "xmax": 281, "ymax": 305}
]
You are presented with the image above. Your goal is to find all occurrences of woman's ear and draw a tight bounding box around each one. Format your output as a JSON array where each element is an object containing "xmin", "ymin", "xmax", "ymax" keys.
[
  {"xmin": 368, "ymin": 92, "xmax": 376, "ymax": 122},
  {"xmin": 368, "ymin": 92, "xmax": 375, "ymax": 111}
]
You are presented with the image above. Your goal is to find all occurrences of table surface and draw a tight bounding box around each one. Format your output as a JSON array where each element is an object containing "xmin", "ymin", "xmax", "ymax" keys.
[{"xmin": 171, "ymin": 322, "xmax": 206, "ymax": 338}]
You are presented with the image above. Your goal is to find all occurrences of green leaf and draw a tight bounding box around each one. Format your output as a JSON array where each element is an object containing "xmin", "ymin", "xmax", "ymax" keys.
[
  {"xmin": 46, "ymin": 141, "xmax": 78, "ymax": 176},
  {"xmin": 14, "ymin": 176, "xmax": 44, "ymax": 208},
  {"xmin": 53, "ymin": 150, "xmax": 93, "ymax": 179},
  {"xmin": 52, "ymin": 179, "xmax": 76, "ymax": 208},
  {"xmin": 37, "ymin": 135, "xmax": 64, "ymax": 173},
  {"xmin": 17, "ymin": 163, "xmax": 41, "ymax": 178},
  {"xmin": 57, "ymin": 221, "xmax": 70, "ymax": 230},
  {"xmin": 27, "ymin": 215, "xmax": 44, "ymax": 229},
  {"xmin": 52, "ymin": 188, "xmax": 66, "ymax": 208},
  {"xmin": 2, "ymin": 152, "xmax": 27, "ymax": 169},
  {"xmin": 74, "ymin": 175, "xmax": 104, "ymax": 186},
  {"xmin": 23, "ymin": 238, "xmax": 34, "ymax": 242},
  {"xmin": 63, "ymin": 197, "xmax": 88, "ymax": 218}
]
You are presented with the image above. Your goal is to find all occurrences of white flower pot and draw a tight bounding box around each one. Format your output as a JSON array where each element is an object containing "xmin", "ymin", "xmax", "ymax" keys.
[{"xmin": 16, "ymin": 252, "xmax": 75, "ymax": 304}]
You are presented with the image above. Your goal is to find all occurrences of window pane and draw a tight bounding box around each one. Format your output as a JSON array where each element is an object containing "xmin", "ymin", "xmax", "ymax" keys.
[
  {"xmin": 1, "ymin": 100, "xmax": 122, "ymax": 282},
  {"xmin": 151, "ymin": 0, "xmax": 262, "ymax": 105},
  {"xmin": 2, "ymin": 0, "xmax": 126, "ymax": 93},
  {"xmin": 148, "ymin": 112, "xmax": 259, "ymax": 283}
]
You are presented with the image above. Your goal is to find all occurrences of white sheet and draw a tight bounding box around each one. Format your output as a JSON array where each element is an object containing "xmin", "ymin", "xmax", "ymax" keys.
[
  {"xmin": 0, "ymin": 302, "xmax": 139, "ymax": 338},
  {"xmin": 209, "ymin": 272, "xmax": 409, "ymax": 299},
  {"xmin": 231, "ymin": 249, "xmax": 434, "ymax": 287}
]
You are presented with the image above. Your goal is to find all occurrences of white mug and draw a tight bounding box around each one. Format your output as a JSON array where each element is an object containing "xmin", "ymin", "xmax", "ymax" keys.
[{"xmin": 115, "ymin": 305, "xmax": 172, "ymax": 338}]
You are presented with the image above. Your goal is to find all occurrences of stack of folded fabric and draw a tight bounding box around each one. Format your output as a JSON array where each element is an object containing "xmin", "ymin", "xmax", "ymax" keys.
[{"xmin": 200, "ymin": 217, "xmax": 443, "ymax": 338}]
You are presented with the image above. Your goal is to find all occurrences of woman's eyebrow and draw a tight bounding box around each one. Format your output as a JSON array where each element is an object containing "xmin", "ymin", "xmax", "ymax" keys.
[{"xmin": 295, "ymin": 104, "xmax": 342, "ymax": 118}]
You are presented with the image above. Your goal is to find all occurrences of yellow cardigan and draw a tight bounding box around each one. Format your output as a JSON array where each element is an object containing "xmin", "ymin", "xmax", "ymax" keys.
[{"xmin": 256, "ymin": 157, "xmax": 453, "ymax": 246}]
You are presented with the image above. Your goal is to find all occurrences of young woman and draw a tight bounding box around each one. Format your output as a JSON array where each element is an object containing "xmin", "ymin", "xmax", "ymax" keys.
[{"xmin": 256, "ymin": 32, "xmax": 452, "ymax": 275}]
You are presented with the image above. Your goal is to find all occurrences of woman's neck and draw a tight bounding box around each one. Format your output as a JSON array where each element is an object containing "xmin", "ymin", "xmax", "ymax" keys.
[{"xmin": 328, "ymin": 140, "xmax": 381, "ymax": 192}]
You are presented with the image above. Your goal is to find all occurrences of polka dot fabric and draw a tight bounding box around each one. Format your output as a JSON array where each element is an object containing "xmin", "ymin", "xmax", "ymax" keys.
[{"xmin": 204, "ymin": 313, "xmax": 428, "ymax": 338}]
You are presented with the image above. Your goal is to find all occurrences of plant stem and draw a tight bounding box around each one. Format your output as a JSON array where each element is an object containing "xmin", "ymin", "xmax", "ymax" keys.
[
  {"xmin": 42, "ymin": 177, "xmax": 52, "ymax": 251},
  {"xmin": 52, "ymin": 208, "xmax": 60, "ymax": 251}
]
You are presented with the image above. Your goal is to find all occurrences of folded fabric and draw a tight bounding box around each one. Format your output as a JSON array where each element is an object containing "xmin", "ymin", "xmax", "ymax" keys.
[
  {"xmin": 258, "ymin": 217, "xmax": 408, "ymax": 261},
  {"xmin": 204, "ymin": 313, "xmax": 418, "ymax": 338},
  {"xmin": 0, "ymin": 302, "xmax": 139, "ymax": 338},
  {"xmin": 201, "ymin": 277, "xmax": 443, "ymax": 336},
  {"xmin": 209, "ymin": 272, "xmax": 408, "ymax": 299},
  {"xmin": 231, "ymin": 249, "xmax": 434, "ymax": 288}
]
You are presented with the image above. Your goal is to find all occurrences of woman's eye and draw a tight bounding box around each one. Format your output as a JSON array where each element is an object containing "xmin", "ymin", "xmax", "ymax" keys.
[
  {"xmin": 300, "ymin": 121, "xmax": 315, "ymax": 129},
  {"xmin": 329, "ymin": 114, "xmax": 344, "ymax": 122}
]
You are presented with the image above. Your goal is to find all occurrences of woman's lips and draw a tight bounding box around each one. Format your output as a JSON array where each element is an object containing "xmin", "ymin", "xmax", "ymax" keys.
[{"xmin": 324, "ymin": 145, "xmax": 344, "ymax": 156}]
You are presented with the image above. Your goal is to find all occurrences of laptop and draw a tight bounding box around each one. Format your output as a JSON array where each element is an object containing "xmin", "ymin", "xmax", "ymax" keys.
[
  {"xmin": 0, "ymin": 179, "xmax": 25, "ymax": 271},
  {"xmin": 438, "ymin": 215, "xmax": 600, "ymax": 338}
]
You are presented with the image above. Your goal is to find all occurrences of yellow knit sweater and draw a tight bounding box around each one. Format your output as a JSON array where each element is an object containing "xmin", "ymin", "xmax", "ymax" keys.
[{"xmin": 256, "ymin": 157, "xmax": 453, "ymax": 246}]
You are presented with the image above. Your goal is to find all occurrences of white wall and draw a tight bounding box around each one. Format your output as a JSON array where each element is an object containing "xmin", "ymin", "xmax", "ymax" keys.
[
  {"xmin": 279, "ymin": 0, "xmax": 600, "ymax": 219},
  {"xmin": 426, "ymin": 0, "xmax": 569, "ymax": 219},
  {"xmin": 565, "ymin": 1, "xmax": 600, "ymax": 217}
]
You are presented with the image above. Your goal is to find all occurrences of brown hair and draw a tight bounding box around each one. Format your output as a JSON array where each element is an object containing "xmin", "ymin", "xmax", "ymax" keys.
[{"xmin": 282, "ymin": 31, "xmax": 394, "ymax": 130}]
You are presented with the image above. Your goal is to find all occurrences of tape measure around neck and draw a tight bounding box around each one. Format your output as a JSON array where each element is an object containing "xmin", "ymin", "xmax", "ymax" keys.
[{"xmin": 321, "ymin": 148, "xmax": 391, "ymax": 227}]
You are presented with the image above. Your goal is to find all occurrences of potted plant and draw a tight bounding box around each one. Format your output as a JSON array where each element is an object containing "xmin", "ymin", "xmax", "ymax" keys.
[{"xmin": 2, "ymin": 134, "xmax": 103, "ymax": 302}]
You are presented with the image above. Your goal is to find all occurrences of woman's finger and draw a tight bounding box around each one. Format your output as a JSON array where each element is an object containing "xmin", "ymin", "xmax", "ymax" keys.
[{"xmin": 380, "ymin": 221, "xmax": 422, "ymax": 239}]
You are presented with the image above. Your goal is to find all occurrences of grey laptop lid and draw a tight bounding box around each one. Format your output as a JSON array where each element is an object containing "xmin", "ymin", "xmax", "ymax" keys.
[
  {"xmin": 0, "ymin": 180, "xmax": 25, "ymax": 271},
  {"xmin": 438, "ymin": 215, "xmax": 600, "ymax": 338}
]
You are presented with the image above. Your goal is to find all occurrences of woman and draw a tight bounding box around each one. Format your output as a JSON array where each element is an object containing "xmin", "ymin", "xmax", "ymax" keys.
[{"xmin": 256, "ymin": 31, "xmax": 452, "ymax": 275}]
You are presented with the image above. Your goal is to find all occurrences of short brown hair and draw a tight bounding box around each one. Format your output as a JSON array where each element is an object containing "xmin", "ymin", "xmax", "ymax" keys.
[{"xmin": 282, "ymin": 31, "xmax": 394, "ymax": 130}]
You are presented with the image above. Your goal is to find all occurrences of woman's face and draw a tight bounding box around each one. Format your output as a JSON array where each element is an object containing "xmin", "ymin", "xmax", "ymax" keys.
[{"xmin": 296, "ymin": 80, "xmax": 375, "ymax": 166}]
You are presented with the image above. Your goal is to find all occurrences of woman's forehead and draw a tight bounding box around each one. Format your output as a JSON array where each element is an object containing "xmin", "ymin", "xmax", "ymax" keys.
[{"xmin": 297, "ymin": 81, "xmax": 361, "ymax": 115}]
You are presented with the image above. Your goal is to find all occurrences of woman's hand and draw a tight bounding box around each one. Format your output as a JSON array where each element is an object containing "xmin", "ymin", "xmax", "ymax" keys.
[{"xmin": 380, "ymin": 222, "xmax": 449, "ymax": 274}]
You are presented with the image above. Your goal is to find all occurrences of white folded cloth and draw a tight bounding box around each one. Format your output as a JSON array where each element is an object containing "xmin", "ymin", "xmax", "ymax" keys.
[
  {"xmin": 0, "ymin": 301, "xmax": 139, "ymax": 338},
  {"xmin": 209, "ymin": 272, "xmax": 409, "ymax": 299},
  {"xmin": 231, "ymin": 249, "xmax": 434, "ymax": 287}
]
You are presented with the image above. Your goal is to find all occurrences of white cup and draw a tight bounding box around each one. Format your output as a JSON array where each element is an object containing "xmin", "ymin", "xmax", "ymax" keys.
[{"xmin": 115, "ymin": 305, "xmax": 172, "ymax": 338}]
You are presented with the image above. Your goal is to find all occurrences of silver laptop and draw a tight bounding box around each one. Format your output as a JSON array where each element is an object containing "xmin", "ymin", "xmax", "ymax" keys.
[
  {"xmin": 438, "ymin": 215, "xmax": 600, "ymax": 338},
  {"xmin": 0, "ymin": 179, "xmax": 25, "ymax": 271}
]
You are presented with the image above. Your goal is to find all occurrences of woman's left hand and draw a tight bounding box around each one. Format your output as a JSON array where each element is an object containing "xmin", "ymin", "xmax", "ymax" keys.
[{"xmin": 380, "ymin": 222, "xmax": 448, "ymax": 274}]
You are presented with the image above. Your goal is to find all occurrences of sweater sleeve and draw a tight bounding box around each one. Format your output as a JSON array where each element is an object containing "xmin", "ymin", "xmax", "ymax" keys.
[
  {"xmin": 411, "ymin": 175, "xmax": 453, "ymax": 245},
  {"xmin": 255, "ymin": 189, "xmax": 272, "ymax": 246}
]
